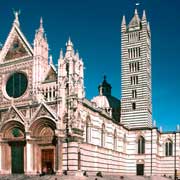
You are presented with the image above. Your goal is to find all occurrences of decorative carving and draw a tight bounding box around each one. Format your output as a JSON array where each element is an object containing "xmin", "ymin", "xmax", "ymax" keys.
[
  {"xmin": 40, "ymin": 127, "xmax": 54, "ymax": 137},
  {"xmin": 39, "ymin": 107, "xmax": 48, "ymax": 116},
  {"xmin": 20, "ymin": 109, "xmax": 26, "ymax": 117}
]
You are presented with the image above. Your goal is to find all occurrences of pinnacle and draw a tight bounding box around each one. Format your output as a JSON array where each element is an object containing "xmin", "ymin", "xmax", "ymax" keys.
[
  {"xmin": 142, "ymin": 10, "xmax": 146, "ymax": 20},
  {"xmin": 49, "ymin": 55, "xmax": 53, "ymax": 64},
  {"xmin": 65, "ymin": 37, "xmax": 74, "ymax": 53},
  {"xmin": 40, "ymin": 17, "xmax": 43, "ymax": 28},
  {"xmin": 67, "ymin": 37, "xmax": 73, "ymax": 47},
  {"xmin": 121, "ymin": 15, "xmax": 126, "ymax": 25},
  {"xmin": 134, "ymin": 8, "xmax": 138, "ymax": 15},
  {"xmin": 59, "ymin": 48, "xmax": 63, "ymax": 59},
  {"xmin": 39, "ymin": 17, "xmax": 44, "ymax": 33}
]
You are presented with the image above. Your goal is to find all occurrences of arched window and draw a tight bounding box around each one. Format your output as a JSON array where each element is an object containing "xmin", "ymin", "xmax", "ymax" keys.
[
  {"xmin": 113, "ymin": 129, "xmax": 117, "ymax": 150},
  {"xmin": 123, "ymin": 133, "xmax": 126, "ymax": 153},
  {"xmin": 138, "ymin": 136, "xmax": 145, "ymax": 154},
  {"xmin": 165, "ymin": 139, "xmax": 173, "ymax": 156},
  {"xmin": 101, "ymin": 123, "xmax": 105, "ymax": 147}
]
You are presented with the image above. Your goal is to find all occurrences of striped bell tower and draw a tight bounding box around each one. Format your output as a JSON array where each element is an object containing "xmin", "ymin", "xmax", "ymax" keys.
[{"xmin": 121, "ymin": 9, "xmax": 152, "ymax": 129}]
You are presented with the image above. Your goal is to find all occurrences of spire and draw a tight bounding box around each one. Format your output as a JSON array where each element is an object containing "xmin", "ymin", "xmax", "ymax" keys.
[
  {"xmin": 39, "ymin": 17, "xmax": 44, "ymax": 34},
  {"xmin": 142, "ymin": 10, "xmax": 146, "ymax": 20},
  {"xmin": 13, "ymin": 10, "xmax": 20, "ymax": 27},
  {"xmin": 121, "ymin": 15, "xmax": 126, "ymax": 32},
  {"xmin": 121, "ymin": 15, "xmax": 126, "ymax": 26},
  {"xmin": 66, "ymin": 37, "xmax": 73, "ymax": 52},
  {"xmin": 75, "ymin": 50, "xmax": 79, "ymax": 59},
  {"xmin": 67, "ymin": 37, "xmax": 73, "ymax": 46},
  {"xmin": 134, "ymin": 8, "xmax": 138, "ymax": 15}
]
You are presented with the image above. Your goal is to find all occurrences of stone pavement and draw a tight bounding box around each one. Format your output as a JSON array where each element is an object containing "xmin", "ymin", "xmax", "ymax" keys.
[{"xmin": 0, "ymin": 175, "xmax": 171, "ymax": 180}]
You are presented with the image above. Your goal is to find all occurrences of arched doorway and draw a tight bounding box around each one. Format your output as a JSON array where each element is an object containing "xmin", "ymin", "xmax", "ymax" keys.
[
  {"xmin": 1, "ymin": 120, "xmax": 25, "ymax": 174},
  {"xmin": 29, "ymin": 117, "xmax": 56, "ymax": 174}
]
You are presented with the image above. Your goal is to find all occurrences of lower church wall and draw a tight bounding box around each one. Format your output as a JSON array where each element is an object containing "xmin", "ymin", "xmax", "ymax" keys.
[
  {"xmin": 79, "ymin": 143, "xmax": 128, "ymax": 174},
  {"xmin": 62, "ymin": 142, "xmax": 129, "ymax": 174},
  {"xmin": 61, "ymin": 141, "xmax": 179, "ymax": 177}
]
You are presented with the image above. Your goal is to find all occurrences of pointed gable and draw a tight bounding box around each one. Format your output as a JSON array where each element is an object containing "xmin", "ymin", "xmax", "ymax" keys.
[
  {"xmin": 32, "ymin": 102, "xmax": 58, "ymax": 121},
  {"xmin": 3, "ymin": 105, "xmax": 25, "ymax": 122},
  {"xmin": 0, "ymin": 14, "xmax": 33, "ymax": 62},
  {"xmin": 128, "ymin": 9, "xmax": 141, "ymax": 31},
  {"xmin": 44, "ymin": 65, "xmax": 57, "ymax": 82}
]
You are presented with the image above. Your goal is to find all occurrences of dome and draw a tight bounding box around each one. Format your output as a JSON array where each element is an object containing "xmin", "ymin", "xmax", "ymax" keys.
[{"xmin": 91, "ymin": 95, "xmax": 110, "ymax": 109}]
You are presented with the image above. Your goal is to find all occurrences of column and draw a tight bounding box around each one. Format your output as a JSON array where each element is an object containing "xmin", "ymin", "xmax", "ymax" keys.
[
  {"xmin": 0, "ymin": 142, "xmax": 2, "ymax": 173},
  {"xmin": 26, "ymin": 141, "xmax": 33, "ymax": 174},
  {"xmin": 56, "ymin": 137, "xmax": 63, "ymax": 174}
]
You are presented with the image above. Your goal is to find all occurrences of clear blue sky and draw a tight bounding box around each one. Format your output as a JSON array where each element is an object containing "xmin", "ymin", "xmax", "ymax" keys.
[{"xmin": 0, "ymin": 0, "xmax": 180, "ymax": 131}]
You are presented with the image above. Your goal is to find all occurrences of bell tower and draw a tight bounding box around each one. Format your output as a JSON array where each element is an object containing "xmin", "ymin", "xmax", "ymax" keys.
[{"xmin": 121, "ymin": 9, "xmax": 152, "ymax": 128}]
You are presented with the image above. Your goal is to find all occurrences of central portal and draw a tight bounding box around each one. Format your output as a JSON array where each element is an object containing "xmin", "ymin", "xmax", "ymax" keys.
[{"xmin": 41, "ymin": 149, "xmax": 54, "ymax": 174}]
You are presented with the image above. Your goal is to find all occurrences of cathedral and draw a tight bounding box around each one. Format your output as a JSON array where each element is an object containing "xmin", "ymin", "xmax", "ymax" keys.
[{"xmin": 0, "ymin": 9, "xmax": 179, "ymax": 178}]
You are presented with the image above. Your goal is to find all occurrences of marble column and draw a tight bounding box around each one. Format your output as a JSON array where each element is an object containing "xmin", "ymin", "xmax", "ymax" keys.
[
  {"xmin": 0, "ymin": 142, "xmax": 2, "ymax": 173},
  {"xmin": 56, "ymin": 136, "xmax": 63, "ymax": 174}
]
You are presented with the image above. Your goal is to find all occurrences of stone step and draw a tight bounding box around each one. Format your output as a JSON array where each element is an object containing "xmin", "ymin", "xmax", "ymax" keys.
[{"xmin": 0, "ymin": 175, "xmax": 171, "ymax": 180}]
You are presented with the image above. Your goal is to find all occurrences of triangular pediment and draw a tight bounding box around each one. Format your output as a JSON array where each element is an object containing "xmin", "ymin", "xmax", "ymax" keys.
[
  {"xmin": 3, "ymin": 105, "xmax": 25, "ymax": 122},
  {"xmin": 128, "ymin": 10, "xmax": 141, "ymax": 30},
  {"xmin": 0, "ymin": 23, "xmax": 33, "ymax": 62},
  {"xmin": 32, "ymin": 102, "xmax": 57, "ymax": 121},
  {"xmin": 44, "ymin": 65, "xmax": 57, "ymax": 82},
  {"xmin": 5, "ymin": 34, "xmax": 29, "ymax": 61}
]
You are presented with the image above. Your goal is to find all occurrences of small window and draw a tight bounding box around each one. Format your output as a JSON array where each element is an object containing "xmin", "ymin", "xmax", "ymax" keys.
[
  {"xmin": 165, "ymin": 139, "xmax": 173, "ymax": 156},
  {"xmin": 138, "ymin": 136, "xmax": 145, "ymax": 154},
  {"xmin": 136, "ymin": 76, "xmax": 138, "ymax": 84},
  {"xmin": 132, "ymin": 102, "xmax": 136, "ymax": 110},
  {"xmin": 130, "ymin": 76, "xmax": 133, "ymax": 85},
  {"xmin": 137, "ymin": 62, "xmax": 140, "ymax": 71},
  {"xmin": 132, "ymin": 90, "xmax": 137, "ymax": 98}
]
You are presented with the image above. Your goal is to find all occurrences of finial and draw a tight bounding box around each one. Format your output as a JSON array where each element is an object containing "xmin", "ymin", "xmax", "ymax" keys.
[
  {"xmin": 104, "ymin": 75, "xmax": 107, "ymax": 81},
  {"xmin": 159, "ymin": 126, "xmax": 163, "ymax": 133},
  {"xmin": 13, "ymin": 9, "xmax": 20, "ymax": 26}
]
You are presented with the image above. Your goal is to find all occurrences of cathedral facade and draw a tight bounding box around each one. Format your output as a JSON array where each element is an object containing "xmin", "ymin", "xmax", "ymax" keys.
[{"xmin": 0, "ymin": 9, "xmax": 179, "ymax": 177}]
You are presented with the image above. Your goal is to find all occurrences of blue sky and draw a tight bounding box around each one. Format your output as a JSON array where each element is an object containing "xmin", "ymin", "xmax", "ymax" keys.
[{"xmin": 0, "ymin": 0, "xmax": 180, "ymax": 131}]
